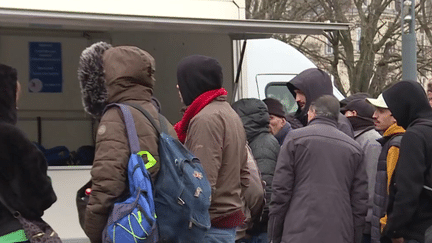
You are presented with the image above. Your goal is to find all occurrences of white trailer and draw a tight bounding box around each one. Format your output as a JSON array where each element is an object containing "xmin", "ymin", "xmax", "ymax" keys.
[
  {"xmin": 0, "ymin": 1, "xmax": 348, "ymax": 242},
  {"xmin": 241, "ymin": 38, "xmax": 345, "ymax": 114}
]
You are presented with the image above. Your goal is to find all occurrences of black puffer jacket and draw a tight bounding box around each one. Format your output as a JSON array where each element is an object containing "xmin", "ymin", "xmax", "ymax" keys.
[
  {"xmin": 232, "ymin": 98, "xmax": 280, "ymax": 231},
  {"xmin": 0, "ymin": 64, "xmax": 57, "ymax": 236}
]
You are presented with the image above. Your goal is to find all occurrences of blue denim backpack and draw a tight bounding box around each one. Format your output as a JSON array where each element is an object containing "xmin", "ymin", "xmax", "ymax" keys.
[
  {"xmin": 128, "ymin": 103, "xmax": 211, "ymax": 243},
  {"xmin": 102, "ymin": 104, "xmax": 158, "ymax": 243}
]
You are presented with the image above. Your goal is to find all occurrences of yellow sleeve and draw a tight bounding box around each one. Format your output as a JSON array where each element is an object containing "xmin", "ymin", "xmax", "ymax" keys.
[
  {"xmin": 380, "ymin": 215, "xmax": 387, "ymax": 231},
  {"xmin": 380, "ymin": 146, "xmax": 400, "ymax": 230}
]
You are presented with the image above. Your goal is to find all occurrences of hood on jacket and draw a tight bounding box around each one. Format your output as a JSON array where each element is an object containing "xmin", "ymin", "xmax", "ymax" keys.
[
  {"xmin": 103, "ymin": 46, "xmax": 155, "ymax": 104},
  {"xmin": 78, "ymin": 43, "xmax": 156, "ymax": 118},
  {"xmin": 286, "ymin": 68, "xmax": 333, "ymax": 125},
  {"xmin": 177, "ymin": 55, "xmax": 223, "ymax": 106},
  {"xmin": 383, "ymin": 81, "xmax": 432, "ymax": 129},
  {"xmin": 232, "ymin": 98, "xmax": 270, "ymax": 142},
  {"xmin": 0, "ymin": 64, "xmax": 17, "ymax": 125},
  {"xmin": 78, "ymin": 41, "xmax": 112, "ymax": 118}
]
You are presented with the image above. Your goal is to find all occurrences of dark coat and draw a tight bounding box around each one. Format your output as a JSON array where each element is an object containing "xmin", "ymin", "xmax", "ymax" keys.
[
  {"xmin": 232, "ymin": 98, "xmax": 280, "ymax": 230},
  {"xmin": 354, "ymin": 127, "xmax": 381, "ymax": 235},
  {"xmin": 382, "ymin": 81, "xmax": 432, "ymax": 242},
  {"xmin": 371, "ymin": 127, "xmax": 403, "ymax": 243},
  {"xmin": 348, "ymin": 117, "xmax": 382, "ymax": 236},
  {"xmin": 274, "ymin": 122, "xmax": 291, "ymax": 146},
  {"xmin": 0, "ymin": 64, "xmax": 56, "ymax": 236},
  {"xmin": 286, "ymin": 68, "xmax": 354, "ymax": 137},
  {"xmin": 268, "ymin": 116, "xmax": 368, "ymax": 243}
]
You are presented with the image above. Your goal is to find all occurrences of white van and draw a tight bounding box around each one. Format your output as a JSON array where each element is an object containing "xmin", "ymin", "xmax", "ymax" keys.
[{"xmin": 238, "ymin": 38, "xmax": 345, "ymax": 114}]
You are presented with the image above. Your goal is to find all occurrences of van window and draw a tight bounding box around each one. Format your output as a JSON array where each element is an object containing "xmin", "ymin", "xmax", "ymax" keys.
[{"xmin": 265, "ymin": 82, "xmax": 298, "ymax": 114}]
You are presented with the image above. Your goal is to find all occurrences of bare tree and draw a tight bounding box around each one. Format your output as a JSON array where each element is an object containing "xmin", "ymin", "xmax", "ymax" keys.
[
  {"xmin": 246, "ymin": 0, "xmax": 432, "ymax": 97},
  {"xmin": 416, "ymin": 0, "xmax": 432, "ymax": 85}
]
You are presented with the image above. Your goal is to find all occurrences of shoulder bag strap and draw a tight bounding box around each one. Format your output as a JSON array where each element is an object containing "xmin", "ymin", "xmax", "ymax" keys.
[
  {"xmin": 105, "ymin": 103, "xmax": 140, "ymax": 154},
  {"xmin": 124, "ymin": 103, "xmax": 169, "ymax": 135}
]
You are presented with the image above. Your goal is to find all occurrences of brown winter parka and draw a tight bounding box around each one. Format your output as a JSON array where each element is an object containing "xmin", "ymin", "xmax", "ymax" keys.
[
  {"xmin": 83, "ymin": 46, "xmax": 177, "ymax": 243},
  {"xmin": 184, "ymin": 95, "xmax": 248, "ymax": 227}
]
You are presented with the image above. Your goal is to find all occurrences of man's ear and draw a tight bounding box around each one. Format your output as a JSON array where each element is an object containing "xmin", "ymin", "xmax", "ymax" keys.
[{"xmin": 352, "ymin": 110, "xmax": 358, "ymax": 117}]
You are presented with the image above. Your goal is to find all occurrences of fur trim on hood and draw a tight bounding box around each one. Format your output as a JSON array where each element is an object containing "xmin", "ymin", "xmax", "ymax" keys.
[{"xmin": 77, "ymin": 41, "xmax": 112, "ymax": 119}]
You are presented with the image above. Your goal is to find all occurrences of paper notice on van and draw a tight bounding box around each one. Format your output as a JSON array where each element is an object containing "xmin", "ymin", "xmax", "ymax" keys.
[{"xmin": 29, "ymin": 42, "xmax": 63, "ymax": 93}]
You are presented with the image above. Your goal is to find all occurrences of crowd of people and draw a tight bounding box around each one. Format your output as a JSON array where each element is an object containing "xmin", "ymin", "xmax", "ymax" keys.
[{"xmin": 1, "ymin": 43, "xmax": 432, "ymax": 243}]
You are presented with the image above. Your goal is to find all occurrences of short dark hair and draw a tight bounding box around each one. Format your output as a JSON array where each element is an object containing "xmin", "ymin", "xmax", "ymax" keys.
[
  {"xmin": 310, "ymin": 95, "xmax": 340, "ymax": 121},
  {"xmin": 428, "ymin": 82, "xmax": 432, "ymax": 92}
]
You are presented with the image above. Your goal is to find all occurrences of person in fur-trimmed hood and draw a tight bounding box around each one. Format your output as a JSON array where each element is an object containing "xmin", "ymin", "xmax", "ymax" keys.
[
  {"xmin": 174, "ymin": 55, "xmax": 248, "ymax": 242},
  {"xmin": 380, "ymin": 81, "xmax": 432, "ymax": 243},
  {"xmin": 77, "ymin": 43, "xmax": 177, "ymax": 243},
  {"xmin": 0, "ymin": 64, "xmax": 57, "ymax": 243},
  {"xmin": 287, "ymin": 68, "xmax": 354, "ymax": 137}
]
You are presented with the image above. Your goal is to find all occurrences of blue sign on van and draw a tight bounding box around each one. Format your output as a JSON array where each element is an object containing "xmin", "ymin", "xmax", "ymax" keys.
[{"xmin": 29, "ymin": 42, "xmax": 62, "ymax": 93}]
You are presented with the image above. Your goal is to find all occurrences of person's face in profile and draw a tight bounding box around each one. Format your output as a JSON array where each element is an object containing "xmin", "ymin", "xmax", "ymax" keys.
[
  {"xmin": 269, "ymin": 114, "xmax": 286, "ymax": 135},
  {"xmin": 295, "ymin": 89, "xmax": 306, "ymax": 109}
]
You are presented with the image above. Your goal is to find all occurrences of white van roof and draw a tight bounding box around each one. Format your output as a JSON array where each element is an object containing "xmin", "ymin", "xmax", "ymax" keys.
[{"xmin": 0, "ymin": 8, "xmax": 349, "ymax": 36}]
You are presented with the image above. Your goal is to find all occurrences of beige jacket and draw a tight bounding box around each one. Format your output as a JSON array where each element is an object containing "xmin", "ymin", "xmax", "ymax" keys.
[{"xmin": 83, "ymin": 46, "xmax": 176, "ymax": 243}]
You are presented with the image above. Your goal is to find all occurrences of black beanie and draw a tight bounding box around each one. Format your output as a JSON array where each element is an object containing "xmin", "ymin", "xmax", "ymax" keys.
[
  {"xmin": 340, "ymin": 92, "xmax": 370, "ymax": 108},
  {"xmin": 263, "ymin": 98, "xmax": 286, "ymax": 118},
  {"xmin": 177, "ymin": 55, "xmax": 223, "ymax": 106}
]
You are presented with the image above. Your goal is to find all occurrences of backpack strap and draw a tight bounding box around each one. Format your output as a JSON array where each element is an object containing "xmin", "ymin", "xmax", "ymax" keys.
[
  {"xmin": 105, "ymin": 104, "xmax": 140, "ymax": 154},
  {"xmin": 124, "ymin": 103, "xmax": 169, "ymax": 135}
]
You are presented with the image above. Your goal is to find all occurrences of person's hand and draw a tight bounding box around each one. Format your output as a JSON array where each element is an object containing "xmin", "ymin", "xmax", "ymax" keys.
[{"xmin": 391, "ymin": 237, "xmax": 404, "ymax": 243}]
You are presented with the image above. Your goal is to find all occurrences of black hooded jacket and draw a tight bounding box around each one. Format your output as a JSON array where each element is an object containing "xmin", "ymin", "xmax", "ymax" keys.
[
  {"xmin": 232, "ymin": 98, "xmax": 280, "ymax": 230},
  {"xmin": 0, "ymin": 64, "xmax": 57, "ymax": 236},
  {"xmin": 382, "ymin": 81, "xmax": 432, "ymax": 242},
  {"xmin": 287, "ymin": 68, "xmax": 354, "ymax": 137}
]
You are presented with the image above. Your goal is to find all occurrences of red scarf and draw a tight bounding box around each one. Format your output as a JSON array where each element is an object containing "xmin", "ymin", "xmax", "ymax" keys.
[{"xmin": 174, "ymin": 88, "xmax": 228, "ymax": 143}]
